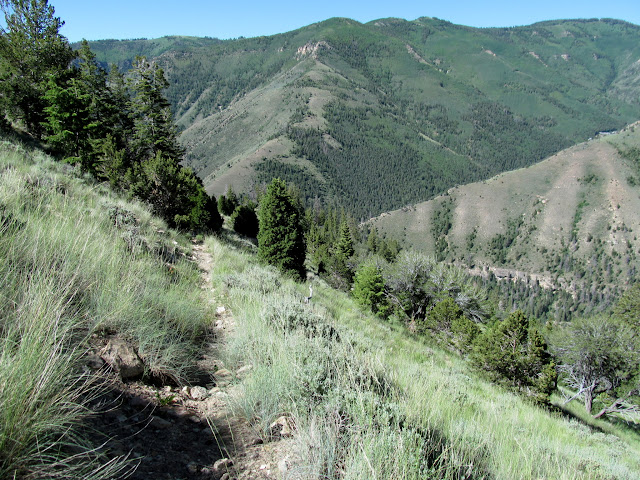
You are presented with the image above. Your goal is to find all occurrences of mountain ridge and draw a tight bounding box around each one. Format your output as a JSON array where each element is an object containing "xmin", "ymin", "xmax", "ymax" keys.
[
  {"xmin": 86, "ymin": 17, "xmax": 640, "ymax": 218},
  {"xmin": 370, "ymin": 123, "xmax": 640, "ymax": 319}
]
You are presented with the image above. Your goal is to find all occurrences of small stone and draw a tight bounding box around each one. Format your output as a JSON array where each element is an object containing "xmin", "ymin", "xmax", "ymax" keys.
[
  {"xmin": 190, "ymin": 386, "xmax": 209, "ymax": 401},
  {"xmin": 201, "ymin": 467, "xmax": 212, "ymax": 476},
  {"xmin": 220, "ymin": 474, "xmax": 230, "ymax": 480},
  {"xmin": 186, "ymin": 462, "xmax": 199, "ymax": 474},
  {"xmin": 214, "ymin": 368, "xmax": 234, "ymax": 386},
  {"xmin": 269, "ymin": 416, "xmax": 294, "ymax": 438},
  {"xmin": 213, "ymin": 457, "xmax": 233, "ymax": 475},
  {"xmin": 100, "ymin": 337, "xmax": 144, "ymax": 380},
  {"xmin": 216, "ymin": 306, "xmax": 226, "ymax": 315},
  {"xmin": 236, "ymin": 364, "xmax": 253, "ymax": 376}
]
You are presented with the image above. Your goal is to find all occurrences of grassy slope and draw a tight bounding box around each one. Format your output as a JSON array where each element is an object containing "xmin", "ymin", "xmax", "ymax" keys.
[
  {"xmin": 0, "ymin": 137, "xmax": 211, "ymax": 478},
  {"xmin": 207, "ymin": 234, "xmax": 640, "ymax": 479},
  {"xmin": 86, "ymin": 18, "xmax": 640, "ymax": 217},
  {"xmin": 371, "ymin": 123, "xmax": 640, "ymax": 291},
  {"xmin": 2, "ymin": 135, "xmax": 640, "ymax": 478}
]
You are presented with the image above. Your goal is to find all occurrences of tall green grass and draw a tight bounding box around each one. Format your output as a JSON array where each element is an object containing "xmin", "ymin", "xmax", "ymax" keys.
[
  {"xmin": 0, "ymin": 138, "xmax": 211, "ymax": 478},
  {"xmin": 207, "ymin": 234, "xmax": 640, "ymax": 479}
]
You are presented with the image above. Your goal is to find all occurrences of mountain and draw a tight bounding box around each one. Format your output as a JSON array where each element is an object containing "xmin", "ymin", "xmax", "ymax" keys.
[
  {"xmin": 370, "ymin": 123, "xmax": 640, "ymax": 319},
  {"xmin": 86, "ymin": 17, "xmax": 640, "ymax": 218}
]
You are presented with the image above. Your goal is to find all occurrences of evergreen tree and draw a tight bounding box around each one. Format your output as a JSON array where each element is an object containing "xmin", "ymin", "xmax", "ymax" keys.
[
  {"xmin": 127, "ymin": 56, "xmax": 183, "ymax": 164},
  {"xmin": 131, "ymin": 151, "xmax": 221, "ymax": 231},
  {"xmin": 42, "ymin": 73, "xmax": 95, "ymax": 165},
  {"xmin": 231, "ymin": 202, "xmax": 258, "ymax": 238},
  {"xmin": 553, "ymin": 315, "xmax": 637, "ymax": 414},
  {"xmin": 218, "ymin": 185, "xmax": 239, "ymax": 215},
  {"xmin": 472, "ymin": 310, "xmax": 557, "ymax": 403},
  {"xmin": 0, "ymin": 0, "xmax": 75, "ymax": 137},
  {"xmin": 332, "ymin": 219, "xmax": 355, "ymax": 287},
  {"xmin": 257, "ymin": 178, "xmax": 306, "ymax": 279},
  {"xmin": 352, "ymin": 260, "xmax": 388, "ymax": 317}
]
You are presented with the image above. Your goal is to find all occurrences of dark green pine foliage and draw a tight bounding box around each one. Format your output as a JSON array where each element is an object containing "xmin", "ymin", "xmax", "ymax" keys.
[
  {"xmin": 127, "ymin": 56, "xmax": 184, "ymax": 164},
  {"xmin": 43, "ymin": 41, "xmax": 109, "ymax": 170},
  {"xmin": 217, "ymin": 185, "xmax": 239, "ymax": 216},
  {"xmin": 133, "ymin": 151, "xmax": 222, "ymax": 231},
  {"xmin": 231, "ymin": 202, "xmax": 258, "ymax": 238},
  {"xmin": 0, "ymin": 0, "xmax": 75, "ymax": 137},
  {"xmin": 42, "ymin": 73, "xmax": 96, "ymax": 165},
  {"xmin": 257, "ymin": 178, "xmax": 306, "ymax": 280},
  {"xmin": 471, "ymin": 310, "xmax": 557, "ymax": 403},
  {"xmin": 124, "ymin": 56, "xmax": 221, "ymax": 231},
  {"xmin": 352, "ymin": 261, "xmax": 389, "ymax": 318},
  {"xmin": 332, "ymin": 220, "xmax": 355, "ymax": 287},
  {"xmin": 419, "ymin": 297, "xmax": 479, "ymax": 353}
]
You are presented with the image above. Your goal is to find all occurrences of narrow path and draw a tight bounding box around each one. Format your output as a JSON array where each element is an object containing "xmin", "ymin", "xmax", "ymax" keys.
[{"xmin": 87, "ymin": 240, "xmax": 296, "ymax": 479}]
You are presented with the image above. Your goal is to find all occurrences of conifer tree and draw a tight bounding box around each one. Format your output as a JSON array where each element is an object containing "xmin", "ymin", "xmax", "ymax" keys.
[
  {"xmin": 257, "ymin": 178, "xmax": 306, "ymax": 279},
  {"xmin": 333, "ymin": 219, "xmax": 355, "ymax": 286},
  {"xmin": 231, "ymin": 202, "xmax": 258, "ymax": 238},
  {"xmin": 352, "ymin": 261, "xmax": 388, "ymax": 317},
  {"xmin": 472, "ymin": 310, "xmax": 557, "ymax": 403},
  {"xmin": 0, "ymin": 0, "xmax": 74, "ymax": 136},
  {"xmin": 127, "ymin": 56, "xmax": 183, "ymax": 164}
]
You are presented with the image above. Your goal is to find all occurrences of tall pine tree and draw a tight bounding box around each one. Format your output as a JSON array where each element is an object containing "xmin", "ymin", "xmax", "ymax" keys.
[{"xmin": 257, "ymin": 178, "xmax": 306, "ymax": 279}]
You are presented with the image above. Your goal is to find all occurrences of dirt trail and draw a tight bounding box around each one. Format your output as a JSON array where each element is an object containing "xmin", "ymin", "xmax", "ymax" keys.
[{"xmin": 87, "ymin": 241, "xmax": 295, "ymax": 479}]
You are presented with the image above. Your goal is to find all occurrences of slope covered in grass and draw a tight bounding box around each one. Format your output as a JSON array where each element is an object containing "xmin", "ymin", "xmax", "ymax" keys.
[
  {"xmin": 206, "ymin": 235, "xmax": 640, "ymax": 479},
  {"xmin": 0, "ymin": 137, "xmax": 212, "ymax": 478}
]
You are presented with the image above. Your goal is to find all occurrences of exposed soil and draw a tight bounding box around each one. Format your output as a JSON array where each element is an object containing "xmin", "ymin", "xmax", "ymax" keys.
[{"xmin": 83, "ymin": 241, "xmax": 298, "ymax": 479}]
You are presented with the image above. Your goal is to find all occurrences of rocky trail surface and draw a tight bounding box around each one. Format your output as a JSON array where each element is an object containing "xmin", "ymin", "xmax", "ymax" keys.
[{"xmin": 83, "ymin": 241, "xmax": 298, "ymax": 479}]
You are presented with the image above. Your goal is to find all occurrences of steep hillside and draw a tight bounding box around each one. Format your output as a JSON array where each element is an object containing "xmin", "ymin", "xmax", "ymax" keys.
[
  {"xmin": 87, "ymin": 17, "xmax": 640, "ymax": 218},
  {"xmin": 3, "ymin": 134, "xmax": 640, "ymax": 479},
  {"xmin": 371, "ymin": 123, "xmax": 640, "ymax": 318}
]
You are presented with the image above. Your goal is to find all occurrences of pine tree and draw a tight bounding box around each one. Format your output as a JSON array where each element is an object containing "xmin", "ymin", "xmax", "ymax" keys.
[
  {"xmin": 0, "ymin": 0, "xmax": 75, "ymax": 137},
  {"xmin": 42, "ymin": 73, "xmax": 95, "ymax": 164},
  {"xmin": 352, "ymin": 261, "xmax": 388, "ymax": 317},
  {"xmin": 257, "ymin": 178, "xmax": 306, "ymax": 279},
  {"xmin": 127, "ymin": 56, "xmax": 183, "ymax": 164},
  {"xmin": 471, "ymin": 310, "xmax": 557, "ymax": 403},
  {"xmin": 332, "ymin": 219, "xmax": 355, "ymax": 286},
  {"xmin": 231, "ymin": 202, "xmax": 258, "ymax": 238}
]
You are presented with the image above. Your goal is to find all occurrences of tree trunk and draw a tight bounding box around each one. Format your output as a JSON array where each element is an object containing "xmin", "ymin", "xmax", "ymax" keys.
[{"xmin": 584, "ymin": 390, "xmax": 593, "ymax": 413}]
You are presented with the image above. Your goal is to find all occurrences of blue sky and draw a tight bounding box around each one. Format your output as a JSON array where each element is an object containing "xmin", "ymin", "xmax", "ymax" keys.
[{"xmin": 49, "ymin": 0, "xmax": 640, "ymax": 42}]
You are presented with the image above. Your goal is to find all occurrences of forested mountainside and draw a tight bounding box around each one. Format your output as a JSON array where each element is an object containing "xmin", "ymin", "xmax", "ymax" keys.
[
  {"xmin": 87, "ymin": 17, "xmax": 640, "ymax": 218},
  {"xmin": 370, "ymin": 124, "xmax": 640, "ymax": 321}
]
